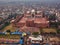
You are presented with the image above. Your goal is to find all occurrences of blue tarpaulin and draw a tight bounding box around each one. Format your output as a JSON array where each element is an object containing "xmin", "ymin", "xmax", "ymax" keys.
[
  {"xmin": 0, "ymin": 32, "xmax": 5, "ymax": 34},
  {"xmin": 11, "ymin": 31, "xmax": 30, "ymax": 35},
  {"xmin": 19, "ymin": 39, "xmax": 24, "ymax": 44},
  {"xmin": 11, "ymin": 32, "xmax": 22, "ymax": 35},
  {"xmin": 32, "ymin": 43, "xmax": 40, "ymax": 45},
  {"xmin": 45, "ymin": 43, "xmax": 49, "ymax": 45}
]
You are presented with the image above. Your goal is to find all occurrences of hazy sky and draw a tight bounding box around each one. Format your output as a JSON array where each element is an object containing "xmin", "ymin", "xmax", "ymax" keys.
[{"xmin": 0, "ymin": 0, "xmax": 60, "ymax": 2}]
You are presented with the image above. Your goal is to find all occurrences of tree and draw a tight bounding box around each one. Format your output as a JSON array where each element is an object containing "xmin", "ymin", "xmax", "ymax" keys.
[
  {"xmin": 57, "ymin": 29, "xmax": 60, "ymax": 34},
  {"xmin": 5, "ymin": 21, "xmax": 10, "ymax": 26},
  {"xmin": 32, "ymin": 32, "xmax": 39, "ymax": 37},
  {"xmin": 49, "ymin": 14, "xmax": 56, "ymax": 20},
  {"xmin": 40, "ymin": 28, "xmax": 43, "ymax": 35},
  {"xmin": 6, "ymin": 30, "xmax": 11, "ymax": 33}
]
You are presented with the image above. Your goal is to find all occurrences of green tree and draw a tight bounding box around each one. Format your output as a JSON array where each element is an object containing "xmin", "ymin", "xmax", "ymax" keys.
[
  {"xmin": 32, "ymin": 32, "xmax": 39, "ymax": 37},
  {"xmin": 6, "ymin": 30, "xmax": 11, "ymax": 33},
  {"xmin": 57, "ymin": 29, "xmax": 60, "ymax": 34},
  {"xmin": 5, "ymin": 22, "xmax": 10, "ymax": 26},
  {"xmin": 40, "ymin": 28, "xmax": 43, "ymax": 34}
]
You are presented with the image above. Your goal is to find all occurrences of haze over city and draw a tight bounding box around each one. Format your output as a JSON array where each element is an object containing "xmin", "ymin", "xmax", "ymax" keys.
[
  {"xmin": 0, "ymin": 0, "xmax": 60, "ymax": 45},
  {"xmin": 0, "ymin": 0, "xmax": 60, "ymax": 2}
]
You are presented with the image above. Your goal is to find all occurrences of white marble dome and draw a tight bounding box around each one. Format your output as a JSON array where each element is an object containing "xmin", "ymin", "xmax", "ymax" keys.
[
  {"xmin": 31, "ymin": 9, "xmax": 35, "ymax": 13},
  {"xmin": 27, "ymin": 11, "xmax": 30, "ymax": 14}
]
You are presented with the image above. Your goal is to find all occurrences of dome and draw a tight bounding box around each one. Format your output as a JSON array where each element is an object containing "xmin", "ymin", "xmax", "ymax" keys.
[
  {"xmin": 27, "ymin": 11, "xmax": 30, "ymax": 14},
  {"xmin": 31, "ymin": 9, "xmax": 35, "ymax": 13}
]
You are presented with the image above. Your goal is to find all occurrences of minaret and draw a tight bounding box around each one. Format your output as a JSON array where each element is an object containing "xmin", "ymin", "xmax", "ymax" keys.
[{"xmin": 31, "ymin": 9, "xmax": 35, "ymax": 18}]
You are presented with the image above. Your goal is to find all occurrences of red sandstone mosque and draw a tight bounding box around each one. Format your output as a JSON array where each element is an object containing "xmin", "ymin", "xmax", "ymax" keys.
[{"xmin": 17, "ymin": 9, "xmax": 49, "ymax": 28}]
